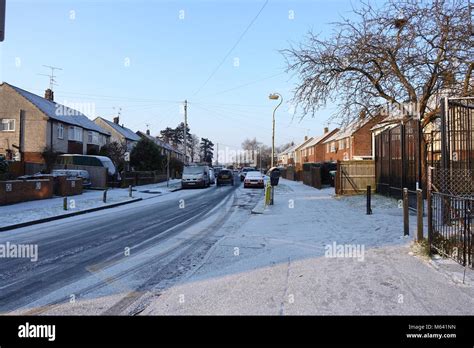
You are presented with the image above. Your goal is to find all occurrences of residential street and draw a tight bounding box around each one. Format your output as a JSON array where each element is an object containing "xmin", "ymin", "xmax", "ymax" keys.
[
  {"xmin": 0, "ymin": 176, "xmax": 259, "ymax": 314},
  {"xmin": 2, "ymin": 179, "xmax": 472, "ymax": 315}
]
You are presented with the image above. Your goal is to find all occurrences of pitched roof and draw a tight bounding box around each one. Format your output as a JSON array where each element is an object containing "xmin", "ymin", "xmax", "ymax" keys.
[
  {"xmin": 300, "ymin": 133, "xmax": 331, "ymax": 149},
  {"xmin": 278, "ymin": 143, "xmax": 298, "ymax": 156},
  {"xmin": 96, "ymin": 117, "xmax": 141, "ymax": 141},
  {"xmin": 136, "ymin": 131, "xmax": 185, "ymax": 155},
  {"xmin": 323, "ymin": 118, "xmax": 372, "ymax": 143},
  {"xmin": 293, "ymin": 137, "xmax": 314, "ymax": 151},
  {"xmin": 4, "ymin": 83, "xmax": 110, "ymax": 135}
]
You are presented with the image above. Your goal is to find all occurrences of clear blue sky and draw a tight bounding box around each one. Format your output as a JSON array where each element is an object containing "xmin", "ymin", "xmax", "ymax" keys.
[{"xmin": 1, "ymin": 0, "xmax": 355, "ymax": 150}]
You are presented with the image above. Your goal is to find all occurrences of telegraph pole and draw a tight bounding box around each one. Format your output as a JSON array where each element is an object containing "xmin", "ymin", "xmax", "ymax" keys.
[
  {"xmin": 183, "ymin": 100, "xmax": 188, "ymax": 164},
  {"xmin": 216, "ymin": 143, "xmax": 219, "ymax": 166}
]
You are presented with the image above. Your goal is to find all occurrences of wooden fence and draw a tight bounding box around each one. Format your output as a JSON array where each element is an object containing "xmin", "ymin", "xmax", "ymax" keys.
[
  {"xmin": 121, "ymin": 170, "xmax": 169, "ymax": 187},
  {"xmin": 335, "ymin": 160, "xmax": 376, "ymax": 195}
]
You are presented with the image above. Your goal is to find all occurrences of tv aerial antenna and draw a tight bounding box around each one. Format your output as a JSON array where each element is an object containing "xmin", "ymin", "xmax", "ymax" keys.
[{"xmin": 38, "ymin": 65, "xmax": 63, "ymax": 90}]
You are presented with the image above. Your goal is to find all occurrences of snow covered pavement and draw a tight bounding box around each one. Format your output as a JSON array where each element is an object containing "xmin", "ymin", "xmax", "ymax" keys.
[
  {"xmin": 142, "ymin": 179, "xmax": 474, "ymax": 315},
  {"xmin": 0, "ymin": 179, "xmax": 182, "ymax": 228}
]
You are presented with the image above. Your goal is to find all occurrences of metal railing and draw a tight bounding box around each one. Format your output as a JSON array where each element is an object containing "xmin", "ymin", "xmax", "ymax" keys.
[{"xmin": 430, "ymin": 191, "xmax": 473, "ymax": 268}]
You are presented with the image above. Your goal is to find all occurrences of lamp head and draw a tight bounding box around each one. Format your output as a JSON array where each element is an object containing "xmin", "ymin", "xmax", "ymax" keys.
[{"xmin": 269, "ymin": 93, "xmax": 280, "ymax": 100}]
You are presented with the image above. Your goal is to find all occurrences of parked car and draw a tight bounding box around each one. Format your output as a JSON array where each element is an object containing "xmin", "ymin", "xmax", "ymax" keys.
[
  {"xmin": 213, "ymin": 166, "xmax": 223, "ymax": 177},
  {"xmin": 240, "ymin": 167, "xmax": 255, "ymax": 181},
  {"xmin": 52, "ymin": 169, "xmax": 92, "ymax": 187},
  {"xmin": 182, "ymin": 164, "xmax": 211, "ymax": 188},
  {"xmin": 216, "ymin": 169, "xmax": 234, "ymax": 186},
  {"xmin": 56, "ymin": 155, "xmax": 120, "ymax": 182},
  {"xmin": 208, "ymin": 168, "xmax": 216, "ymax": 185},
  {"xmin": 244, "ymin": 171, "xmax": 265, "ymax": 188},
  {"xmin": 0, "ymin": 155, "xmax": 8, "ymax": 174},
  {"xmin": 18, "ymin": 169, "xmax": 92, "ymax": 187}
]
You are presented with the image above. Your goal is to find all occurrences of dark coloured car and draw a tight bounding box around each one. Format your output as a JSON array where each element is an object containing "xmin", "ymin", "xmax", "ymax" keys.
[
  {"xmin": 216, "ymin": 169, "xmax": 234, "ymax": 186},
  {"xmin": 213, "ymin": 166, "xmax": 223, "ymax": 177}
]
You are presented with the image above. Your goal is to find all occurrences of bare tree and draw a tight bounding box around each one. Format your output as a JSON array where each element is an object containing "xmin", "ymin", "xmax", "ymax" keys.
[{"xmin": 282, "ymin": 0, "xmax": 473, "ymax": 127}]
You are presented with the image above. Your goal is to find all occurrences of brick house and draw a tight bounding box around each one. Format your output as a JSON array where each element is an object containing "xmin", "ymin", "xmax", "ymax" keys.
[
  {"xmin": 323, "ymin": 115, "xmax": 385, "ymax": 161},
  {"xmin": 94, "ymin": 116, "xmax": 140, "ymax": 152},
  {"xmin": 293, "ymin": 136, "xmax": 314, "ymax": 170},
  {"xmin": 298, "ymin": 127, "xmax": 340, "ymax": 163},
  {"xmin": 0, "ymin": 83, "xmax": 110, "ymax": 163}
]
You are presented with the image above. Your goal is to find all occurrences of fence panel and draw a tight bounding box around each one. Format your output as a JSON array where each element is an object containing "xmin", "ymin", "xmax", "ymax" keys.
[{"xmin": 336, "ymin": 160, "xmax": 375, "ymax": 195}]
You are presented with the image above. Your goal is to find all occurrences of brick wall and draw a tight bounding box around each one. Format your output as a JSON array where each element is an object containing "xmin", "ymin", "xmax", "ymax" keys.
[
  {"xmin": 54, "ymin": 176, "xmax": 83, "ymax": 196},
  {"xmin": 0, "ymin": 178, "xmax": 53, "ymax": 205},
  {"xmin": 352, "ymin": 116, "xmax": 384, "ymax": 158},
  {"xmin": 324, "ymin": 139, "xmax": 350, "ymax": 162}
]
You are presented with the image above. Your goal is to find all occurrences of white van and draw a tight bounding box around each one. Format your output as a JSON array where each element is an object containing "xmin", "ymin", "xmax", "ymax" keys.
[{"xmin": 182, "ymin": 165, "xmax": 210, "ymax": 188}]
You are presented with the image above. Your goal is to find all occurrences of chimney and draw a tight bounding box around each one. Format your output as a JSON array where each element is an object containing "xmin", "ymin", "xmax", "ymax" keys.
[
  {"xmin": 324, "ymin": 127, "xmax": 329, "ymax": 134},
  {"xmin": 113, "ymin": 116, "xmax": 120, "ymax": 124},
  {"xmin": 45, "ymin": 89, "xmax": 54, "ymax": 101},
  {"xmin": 146, "ymin": 129, "xmax": 150, "ymax": 136},
  {"xmin": 359, "ymin": 110, "xmax": 366, "ymax": 120},
  {"xmin": 304, "ymin": 135, "xmax": 308, "ymax": 141}
]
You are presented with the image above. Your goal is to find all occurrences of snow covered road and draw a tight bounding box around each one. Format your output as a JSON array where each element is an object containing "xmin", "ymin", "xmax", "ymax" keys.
[
  {"xmin": 0, "ymin": 177, "xmax": 254, "ymax": 314},
  {"xmin": 1, "ymin": 178, "xmax": 472, "ymax": 315},
  {"xmin": 139, "ymin": 179, "xmax": 474, "ymax": 315}
]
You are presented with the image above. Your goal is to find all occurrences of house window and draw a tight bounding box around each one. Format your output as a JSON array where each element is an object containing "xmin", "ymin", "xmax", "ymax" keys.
[
  {"xmin": 326, "ymin": 143, "xmax": 330, "ymax": 153},
  {"xmin": 58, "ymin": 124, "xmax": 64, "ymax": 139},
  {"xmin": 68, "ymin": 126, "xmax": 83, "ymax": 141},
  {"xmin": 87, "ymin": 131, "xmax": 99, "ymax": 145},
  {"xmin": 339, "ymin": 139, "xmax": 345, "ymax": 150},
  {"xmin": 346, "ymin": 138, "xmax": 350, "ymax": 149},
  {"xmin": 1, "ymin": 119, "xmax": 15, "ymax": 131},
  {"xmin": 330, "ymin": 142, "xmax": 336, "ymax": 153}
]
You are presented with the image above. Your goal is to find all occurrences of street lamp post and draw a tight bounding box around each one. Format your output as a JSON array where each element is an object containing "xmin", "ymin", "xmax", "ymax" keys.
[{"xmin": 268, "ymin": 93, "xmax": 282, "ymax": 168}]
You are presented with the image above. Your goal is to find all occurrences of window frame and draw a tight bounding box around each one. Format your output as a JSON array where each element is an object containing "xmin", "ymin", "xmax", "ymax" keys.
[
  {"xmin": 57, "ymin": 123, "xmax": 64, "ymax": 139},
  {"xmin": 1, "ymin": 119, "xmax": 15, "ymax": 132},
  {"xmin": 87, "ymin": 131, "xmax": 99, "ymax": 145},
  {"xmin": 68, "ymin": 126, "xmax": 83, "ymax": 142}
]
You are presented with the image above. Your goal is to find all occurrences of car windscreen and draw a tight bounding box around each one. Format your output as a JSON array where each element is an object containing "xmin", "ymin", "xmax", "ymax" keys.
[
  {"xmin": 246, "ymin": 171, "xmax": 262, "ymax": 178},
  {"xmin": 184, "ymin": 166, "xmax": 204, "ymax": 174},
  {"xmin": 219, "ymin": 170, "xmax": 231, "ymax": 175}
]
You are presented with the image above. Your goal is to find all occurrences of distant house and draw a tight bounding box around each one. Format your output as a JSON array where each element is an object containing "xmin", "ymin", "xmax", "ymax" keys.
[
  {"xmin": 293, "ymin": 136, "xmax": 315, "ymax": 170},
  {"xmin": 322, "ymin": 115, "xmax": 384, "ymax": 161},
  {"xmin": 94, "ymin": 116, "xmax": 140, "ymax": 152},
  {"xmin": 136, "ymin": 130, "xmax": 186, "ymax": 163},
  {"xmin": 298, "ymin": 127, "xmax": 339, "ymax": 164},
  {"xmin": 277, "ymin": 143, "xmax": 297, "ymax": 167},
  {"xmin": 0, "ymin": 82, "xmax": 110, "ymax": 163}
]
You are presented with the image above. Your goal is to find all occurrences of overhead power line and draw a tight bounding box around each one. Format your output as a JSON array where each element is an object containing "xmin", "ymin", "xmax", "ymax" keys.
[{"xmin": 192, "ymin": 0, "xmax": 269, "ymax": 97}]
